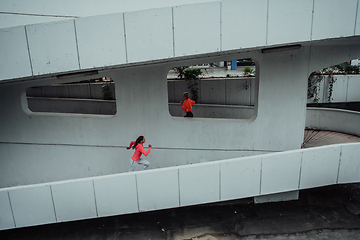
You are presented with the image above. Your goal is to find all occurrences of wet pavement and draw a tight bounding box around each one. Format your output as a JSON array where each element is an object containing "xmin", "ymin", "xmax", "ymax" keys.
[{"xmin": 1, "ymin": 183, "xmax": 360, "ymax": 240}]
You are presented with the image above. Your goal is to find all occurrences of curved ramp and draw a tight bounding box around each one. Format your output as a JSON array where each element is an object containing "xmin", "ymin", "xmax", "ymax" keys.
[{"xmin": 1, "ymin": 141, "xmax": 359, "ymax": 230}]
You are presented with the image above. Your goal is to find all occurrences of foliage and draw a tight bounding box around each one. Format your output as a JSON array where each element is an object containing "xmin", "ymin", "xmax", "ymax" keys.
[
  {"xmin": 307, "ymin": 67, "xmax": 337, "ymax": 103},
  {"xmin": 173, "ymin": 66, "xmax": 188, "ymax": 79},
  {"xmin": 184, "ymin": 69, "xmax": 202, "ymax": 80},
  {"xmin": 243, "ymin": 66, "xmax": 255, "ymax": 76},
  {"xmin": 184, "ymin": 69, "xmax": 202, "ymax": 102},
  {"xmin": 102, "ymin": 82, "xmax": 113, "ymax": 100},
  {"xmin": 335, "ymin": 62, "xmax": 359, "ymax": 74}
]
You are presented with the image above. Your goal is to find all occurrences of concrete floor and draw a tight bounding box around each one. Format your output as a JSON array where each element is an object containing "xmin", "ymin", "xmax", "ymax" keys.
[{"xmin": 302, "ymin": 129, "xmax": 360, "ymax": 148}]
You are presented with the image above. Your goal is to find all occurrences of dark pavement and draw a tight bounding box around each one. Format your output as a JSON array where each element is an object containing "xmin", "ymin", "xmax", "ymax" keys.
[{"xmin": 1, "ymin": 183, "xmax": 360, "ymax": 240}]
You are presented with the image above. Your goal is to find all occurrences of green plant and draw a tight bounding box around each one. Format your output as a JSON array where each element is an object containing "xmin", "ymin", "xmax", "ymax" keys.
[
  {"xmin": 336, "ymin": 62, "xmax": 359, "ymax": 74},
  {"xmin": 243, "ymin": 66, "xmax": 255, "ymax": 76},
  {"xmin": 184, "ymin": 69, "xmax": 202, "ymax": 102},
  {"xmin": 102, "ymin": 82, "xmax": 113, "ymax": 100},
  {"xmin": 173, "ymin": 66, "xmax": 188, "ymax": 79},
  {"xmin": 307, "ymin": 67, "xmax": 337, "ymax": 103}
]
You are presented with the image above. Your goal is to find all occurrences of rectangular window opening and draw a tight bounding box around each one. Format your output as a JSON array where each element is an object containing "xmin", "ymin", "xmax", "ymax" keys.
[
  {"xmin": 167, "ymin": 59, "xmax": 257, "ymax": 120},
  {"xmin": 26, "ymin": 77, "xmax": 116, "ymax": 115}
]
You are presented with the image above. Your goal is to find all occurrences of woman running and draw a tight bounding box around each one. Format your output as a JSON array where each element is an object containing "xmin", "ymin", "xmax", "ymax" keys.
[{"xmin": 127, "ymin": 136, "xmax": 152, "ymax": 172}]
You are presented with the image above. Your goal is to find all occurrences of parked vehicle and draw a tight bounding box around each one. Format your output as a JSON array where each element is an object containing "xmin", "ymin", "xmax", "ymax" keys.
[{"xmin": 237, "ymin": 58, "xmax": 255, "ymax": 66}]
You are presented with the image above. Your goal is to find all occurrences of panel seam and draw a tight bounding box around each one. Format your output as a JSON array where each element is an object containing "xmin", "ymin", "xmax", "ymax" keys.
[
  {"xmin": 354, "ymin": 0, "xmax": 359, "ymax": 35},
  {"xmin": 73, "ymin": 20, "xmax": 81, "ymax": 70},
  {"xmin": 24, "ymin": 25, "xmax": 34, "ymax": 76},
  {"xmin": 123, "ymin": 13, "xmax": 129, "ymax": 63},
  {"xmin": 50, "ymin": 185, "xmax": 58, "ymax": 222},
  {"xmin": 172, "ymin": 7, "xmax": 176, "ymax": 57},
  {"xmin": 7, "ymin": 191, "xmax": 17, "ymax": 228},
  {"xmin": 92, "ymin": 180, "xmax": 99, "ymax": 217},
  {"xmin": 310, "ymin": 0, "xmax": 315, "ymax": 41}
]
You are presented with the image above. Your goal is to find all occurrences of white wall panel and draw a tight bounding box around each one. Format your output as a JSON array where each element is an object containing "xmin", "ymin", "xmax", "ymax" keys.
[
  {"xmin": 300, "ymin": 146, "xmax": 341, "ymax": 189},
  {"xmin": 225, "ymin": 79, "xmax": 251, "ymax": 105},
  {"xmin": 93, "ymin": 174, "xmax": 138, "ymax": 217},
  {"xmin": 330, "ymin": 76, "xmax": 348, "ymax": 102},
  {"xmin": 261, "ymin": 151, "xmax": 301, "ymax": 195},
  {"xmin": 347, "ymin": 75, "xmax": 360, "ymax": 102},
  {"xmin": 220, "ymin": 156, "xmax": 261, "ymax": 201},
  {"xmin": 267, "ymin": 0, "xmax": 313, "ymax": 45},
  {"xmin": 9, "ymin": 185, "xmax": 56, "ymax": 228},
  {"xmin": 179, "ymin": 163, "xmax": 219, "ymax": 206},
  {"xmin": 338, "ymin": 144, "xmax": 360, "ymax": 183},
  {"xmin": 0, "ymin": 26, "xmax": 32, "ymax": 81},
  {"xmin": 0, "ymin": 190, "xmax": 15, "ymax": 230},
  {"xmin": 137, "ymin": 168, "xmax": 179, "ymax": 211},
  {"xmin": 26, "ymin": 20, "xmax": 79, "ymax": 75},
  {"xmin": 125, "ymin": 8, "xmax": 173, "ymax": 63},
  {"xmin": 51, "ymin": 179, "xmax": 97, "ymax": 222},
  {"xmin": 174, "ymin": 2, "xmax": 221, "ymax": 56},
  {"xmin": 75, "ymin": 13, "xmax": 127, "ymax": 69},
  {"xmin": 200, "ymin": 80, "xmax": 225, "ymax": 104},
  {"xmin": 222, "ymin": 0, "xmax": 267, "ymax": 50},
  {"xmin": 312, "ymin": 0, "xmax": 358, "ymax": 40}
]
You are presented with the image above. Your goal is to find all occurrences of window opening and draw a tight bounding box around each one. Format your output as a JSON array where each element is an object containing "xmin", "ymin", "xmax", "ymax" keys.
[
  {"xmin": 307, "ymin": 60, "xmax": 360, "ymax": 111},
  {"xmin": 168, "ymin": 59, "xmax": 257, "ymax": 119},
  {"xmin": 26, "ymin": 77, "xmax": 116, "ymax": 115}
]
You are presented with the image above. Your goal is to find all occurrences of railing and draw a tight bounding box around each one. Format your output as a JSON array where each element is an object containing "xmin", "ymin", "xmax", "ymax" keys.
[{"xmin": 1, "ymin": 141, "xmax": 359, "ymax": 231}]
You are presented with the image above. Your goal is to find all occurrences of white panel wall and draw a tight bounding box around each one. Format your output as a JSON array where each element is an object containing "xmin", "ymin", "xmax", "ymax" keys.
[
  {"xmin": 52, "ymin": 179, "xmax": 97, "ymax": 222},
  {"xmin": 261, "ymin": 151, "xmax": 301, "ymax": 195},
  {"xmin": 267, "ymin": 0, "xmax": 313, "ymax": 45},
  {"xmin": 9, "ymin": 185, "xmax": 56, "ymax": 228},
  {"xmin": 312, "ymin": 0, "xmax": 358, "ymax": 40},
  {"xmin": 221, "ymin": 0, "xmax": 267, "ymax": 50},
  {"xmin": 0, "ymin": 190, "xmax": 15, "ymax": 230},
  {"xmin": 1, "ymin": 142, "xmax": 360, "ymax": 231},
  {"xmin": 75, "ymin": 13, "xmax": 127, "ymax": 69},
  {"xmin": 300, "ymin": 145, "xmax": 341, "ymax": 189},
  {"xmin": 125, "ymin": 8, "xmax": 173, "ymax": 63},
  {"xmin": 26, "ymin": 20, "xmax": 79, "ymax": 75},
  {"xmin": 179, "ymin": 163, "xmax": 220, "ymax": 206},
  {"xmin": 173, "ymin": 2, "xmax": 221, "ymax": 56},
  {"xmin": 220, "ymin": 156, "xmax": 261, "ymax": 201},
  {"xmin": 136, "ymin": 168, "xmax": 179, "ymax": 211},
  {"xmin": 338, "ymin": 144, "xmax": 360, "ymax": 183},
  {"xmin": 330, "ymin": 76, "xmax": 348, "ymax": 102},
  {"xmin": 0, "ymin": 26, "xmax": 32, "ymax": 81},
  {"xmin": 93, "ymin": 174, "xmax": 138, "ymax": 217},
  {"xmin": 200, "ymin": 80, "xmax": 225, "ymax": 104},
  {"xmin": 347, "ymin": 75, "xmax": 360, "ymax": 102}
]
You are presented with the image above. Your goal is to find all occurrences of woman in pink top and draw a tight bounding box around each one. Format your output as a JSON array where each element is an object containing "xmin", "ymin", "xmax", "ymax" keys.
[{"xmin": 127, "ymin": 136, "xmax": 152, "ymax": 172}]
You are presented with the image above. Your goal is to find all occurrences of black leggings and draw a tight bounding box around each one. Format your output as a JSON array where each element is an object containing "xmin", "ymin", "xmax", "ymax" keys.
[{"xmin": 184, "ymin": 111, "xmax": 193, "ymax": 117}]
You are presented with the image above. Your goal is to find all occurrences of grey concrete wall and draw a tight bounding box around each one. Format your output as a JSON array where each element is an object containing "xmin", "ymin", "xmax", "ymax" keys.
[
  {"xmin": 168, "ymin": 77, "xmax": 255, "ymax": 105},
  {"xmin": 26, "ymin": 82, "xmax": 115, "ymax": 100},
  {"xmin": 0, "ymin": 45, "xmax": 316, "ymax": 188},
  {"xmin": 27, "ymin": 97, "xmax": 116, "ymax": 115}
]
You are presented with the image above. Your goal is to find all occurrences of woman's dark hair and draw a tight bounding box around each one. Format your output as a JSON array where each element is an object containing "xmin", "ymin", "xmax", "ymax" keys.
[
  {"xmin": 183, "ymin": 92, "xmax": 190, "ymax": 99},
  {"xmin": 132, "ymin": 136, "xmax": 144, "ymax": 149}
]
